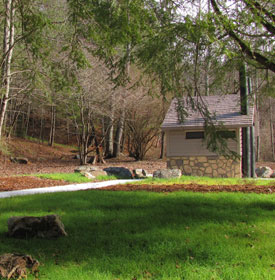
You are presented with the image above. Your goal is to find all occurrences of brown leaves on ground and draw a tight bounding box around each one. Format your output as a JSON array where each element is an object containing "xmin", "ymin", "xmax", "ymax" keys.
[
  {"xmin": 0, "ymin": 253, "xmax": 39, "ymax": 280},
  {"xmin": 0, "ymin": 176, "xmax": 68, "ymax": 192},
  {"xmin": 0, "ymin": 138, "xmax": 166, "ymax": 177}
]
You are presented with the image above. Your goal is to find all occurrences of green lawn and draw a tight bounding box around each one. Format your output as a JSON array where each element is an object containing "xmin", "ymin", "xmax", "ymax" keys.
[
  {"xmin": 136, "ymin": 175, "xmax": 275, "ymax": 186},
  {"xmin": 34, "ymin": 173, "xmax": 118, "ymax": 183},
  {"xmin": 0, "ymin": 190, "xmax": 274, "ymax": 280},
  {"xmin": 34, "ymin": 173, "xmax": 275, "ymax": 186}
]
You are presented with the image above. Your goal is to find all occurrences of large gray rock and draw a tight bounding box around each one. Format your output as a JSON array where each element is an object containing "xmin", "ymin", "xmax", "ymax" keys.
[
  {"xmin": 0, "ymin": 253, "xmax": 39, "ymax": 279},
  {"xmin": 153, "ymin": 169, "xmax": 182, "ymax": 179},
  {"xmin": 74, "ymin": 166, "xmax": 99, "ymax": 173},
  {"xmin": 7, "ymin": 215, "xmax": 67, "ymax": 239},
  {"xmin": 83, "ymin": 172, "xmax": 95, "ymax": 179},
  {"xmin": 255, "ymin": 166, "xmax": 273, "ymax": 178},
  {"xmin": 270, "ymin": 172, "xmax": 275, "ymax": 178},
  {"xmin": 103, "ymin": 167, "xmax": 132, "ymax": 179},
  {"xmin": 133, "ymin": 169, "xmax": 148, "ymax": 179},
  {"xmin": 90, "ymin": 170, "xmax": 108, "ymax": 177}
]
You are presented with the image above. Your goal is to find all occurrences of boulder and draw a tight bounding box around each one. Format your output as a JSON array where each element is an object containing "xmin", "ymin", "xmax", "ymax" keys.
[
  {"xmin": 270, "ymin": 172, "xmax": 275, "ymax": 178},
  {"xmin": 10, "ymin": 157, "xmax": 28, "ymax": 164},
  {"xmin": 7, "ymin": 215, "xmax": 67, "ymax": 239},
  {"xmin": 153, "ymin": 169, "xmax": 182, "ymax": 179},
  {"xmin": 74, "ymin": 166, "xmax": 99, "ymax": 173},
  {"xmin": 90, "ymin": 170, "xmax": 107, "ymax": 177},
  {"xmin": 255, "ymin": 166, "xmax": 273, "ymax": 178},
  {"xmin": 83, "ymin": 172, "xmax": 95, "ymax": 179},
  {"xmin": 0, "ymin": 253, "xmax": 39, "ymax": 279},
  {"xmin": 133, "ymin": 169, "xmax": 148, "ymax": 179},
  {"xmin": 103, "ymin": 167, "xmax": 132, "ymax": 179}
]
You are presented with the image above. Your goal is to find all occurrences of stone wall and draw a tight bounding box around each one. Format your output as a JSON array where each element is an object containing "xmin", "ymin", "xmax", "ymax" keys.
[{"xmin": 167, "ymin": 156, "xmax": 241, "ymax": 178}]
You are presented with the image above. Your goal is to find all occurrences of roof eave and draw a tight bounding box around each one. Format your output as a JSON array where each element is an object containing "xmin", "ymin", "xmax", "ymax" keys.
[{"xmin": 161, "ymin": 123, "xmax": 253, "ymax": 131}]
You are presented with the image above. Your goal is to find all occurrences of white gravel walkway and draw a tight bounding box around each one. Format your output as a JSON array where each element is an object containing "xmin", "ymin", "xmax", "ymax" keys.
[{"xmin": 0, "ymin": 179, "xmax": 138, "ymax": 199}]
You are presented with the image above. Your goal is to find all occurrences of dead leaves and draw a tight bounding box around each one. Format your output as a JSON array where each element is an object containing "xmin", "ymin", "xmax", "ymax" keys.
[{"xmin": 0, "ymin": 253, "xmax": 39, "ymax": 280}]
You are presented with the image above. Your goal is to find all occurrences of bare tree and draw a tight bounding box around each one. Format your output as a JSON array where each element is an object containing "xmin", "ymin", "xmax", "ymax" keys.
[
  {"xmin": 126, "ymin": 93, "xmax": 163, "ymax": 161},
  {"xmin": 0, "ymin": 0, "xmax": 16, "ymax": 139}
]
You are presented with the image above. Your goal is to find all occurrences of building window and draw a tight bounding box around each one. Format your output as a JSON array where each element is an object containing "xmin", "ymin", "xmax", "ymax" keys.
[{"xmin": 186, "ymin": 131, "xmax": 204, "ymax": 139}]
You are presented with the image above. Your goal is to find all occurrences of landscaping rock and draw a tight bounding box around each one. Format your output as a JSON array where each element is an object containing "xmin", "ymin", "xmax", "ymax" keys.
[
  {"xmin": 74, "ymin": 166, "xmax": 99, "ymax": 173},
  {"xmin": 103, "ymin": 167, "xmax": 132, "ymax": 179},
  {"xmin": 270, "ymin": 172, "xmax": 275, "ymax": 178},
  {"xmin": 83, "ymin": 172, "xmax": 95, "ymax": 179},
  {"xmin": 7, "ymin": 215, "xmax": 67, "ymax": 239},
  {"xmin": 81, "ymin": 169, "xmax": 107, "ymax": 178},
  {"xmin": 10, "ymin": 157, "xmax": 28, "ymax": 164},
  {"xmin": 0, "ymin": 253, "xmax": 39, "ymax": 279},
  {"xmin": 255, "ymin": 166, "xmax": 273, "ymax": 178},
  {"xmin": 153, "ymin": 169, "xmax": 182, "ymax": 179},
  {"xmin": 90, "ymin": 170, "xmax": 107, "ymax": 177},
  {"xmin": 133, "ymin": 169, "xmax": 148, "ymax": 179}
]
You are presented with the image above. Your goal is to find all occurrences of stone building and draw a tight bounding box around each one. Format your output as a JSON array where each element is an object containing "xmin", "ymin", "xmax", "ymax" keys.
[{"xmin": 162, "ymin": 94, "xmax": 254, "ymax": 178}]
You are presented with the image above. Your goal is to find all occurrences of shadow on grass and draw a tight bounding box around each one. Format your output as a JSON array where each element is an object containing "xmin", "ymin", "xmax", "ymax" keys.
[{"xmin": 0, "ymin": 190, "xmax": 274, "ymax": 277}]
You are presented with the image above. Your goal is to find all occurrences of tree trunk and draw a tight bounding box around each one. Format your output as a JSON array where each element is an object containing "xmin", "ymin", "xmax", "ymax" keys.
[
  {"xmin": 79, "ymin": 99, "xmax": 88, "ymax": 165},
  {"xmin": 48, "ymin": 105, "xmax": 56, "ymax": 146},
  {"xmin": 270, "ymin": 97, "xmax": 275, "ymax": 161},
  {"xmin": 113, "ymin": 107, "xmax": 125, "ymax": 157},
  {"xmin": 39, "ymin": 107, "xmax": 44, "ymax": 143},
  {"xmin": 66, "ymin": 119, "xmax": 70, "ymax": 144},
  {"xmin": 105, "ymin": 92, "xmax": 115, "ymax": 157},
  {"xmin": 0, "ymin": 0, "xmax": 15, "ymax": 139},
  {"xmin": 24, "ymin": 102, "xmax": 31, "ymax": 137}
]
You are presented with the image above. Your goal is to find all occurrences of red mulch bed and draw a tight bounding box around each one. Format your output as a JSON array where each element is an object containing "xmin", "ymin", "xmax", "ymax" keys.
[
  {"xmin": 1, "ymin": 176, "xmax": 274, "ymax": 194},
  {"xmin": 98, "ymin": 183, "xmax": 275, "ymax": 194}
]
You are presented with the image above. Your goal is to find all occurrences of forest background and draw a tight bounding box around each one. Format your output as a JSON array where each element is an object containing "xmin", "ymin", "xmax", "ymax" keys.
[{"xmin": 0, "ymin": 0, "xmax": 274, "ymax": 165}]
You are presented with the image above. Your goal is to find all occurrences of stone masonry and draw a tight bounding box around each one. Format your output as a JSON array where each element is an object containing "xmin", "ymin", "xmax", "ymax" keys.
[{"xmin": 167, "ymin": 156, "xmax": 241, "ymax": 178}]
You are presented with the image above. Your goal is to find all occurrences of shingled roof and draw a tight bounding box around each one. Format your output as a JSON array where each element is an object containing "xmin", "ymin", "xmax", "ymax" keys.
[{"xmin": 162, "ymin": 94, "xmax": 254, "ymax": 130}]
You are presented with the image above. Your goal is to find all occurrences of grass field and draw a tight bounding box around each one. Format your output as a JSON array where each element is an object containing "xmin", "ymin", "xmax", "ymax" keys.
[
  {"xmin": 0, "ymin": 190, "xmax": 274, "ymax": 280},
  {"xmin": 35, "ymin": 172, "xmax": 275, "ymax": 186},
  {"xmin": 134, "ymin": 176, "xmax": 275, "ymax": 186},
  {"xmin": 34, "ymin": 173, "xmax": 118, "ymax": 183}
]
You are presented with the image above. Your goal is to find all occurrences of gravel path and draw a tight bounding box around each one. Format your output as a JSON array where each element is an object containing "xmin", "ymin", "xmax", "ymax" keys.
[{"xmin": 0, "ymin": 179, "xmax": 138, "ymax": 199}]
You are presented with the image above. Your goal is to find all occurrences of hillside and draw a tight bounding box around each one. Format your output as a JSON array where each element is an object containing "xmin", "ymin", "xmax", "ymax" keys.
[{"xmin": 0, "ymin": 137, "xmax": 166, "ymax": 177}]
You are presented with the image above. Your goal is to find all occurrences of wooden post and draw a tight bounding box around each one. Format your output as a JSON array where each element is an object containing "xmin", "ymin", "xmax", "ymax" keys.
[
  {"xmin": 250, "ymin": 126, "xmax": 256, "ymax": 177},
  {"xmin": 160, "ymin": 131, "xmax": 165, "ymax": 159},
  {"xmin": 248, "ymin": 77, "xmax": 255, "ymax": 177},
  {"xmin": 270, "ymin": 97, "xmax": 275, "ymax": 161},
  {"xmin": 240, "ymin": 63, "xmax": 250, "ymax": 177}
]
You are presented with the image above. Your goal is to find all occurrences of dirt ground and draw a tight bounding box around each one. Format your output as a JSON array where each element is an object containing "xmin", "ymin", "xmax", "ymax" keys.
[
  {"xmin": 0, "ymin": 137, "xmax": 166, "ymax": 191},
  {"xmin": 0, "ymin": 138, "xmax": 274, "ymax": 194}
]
